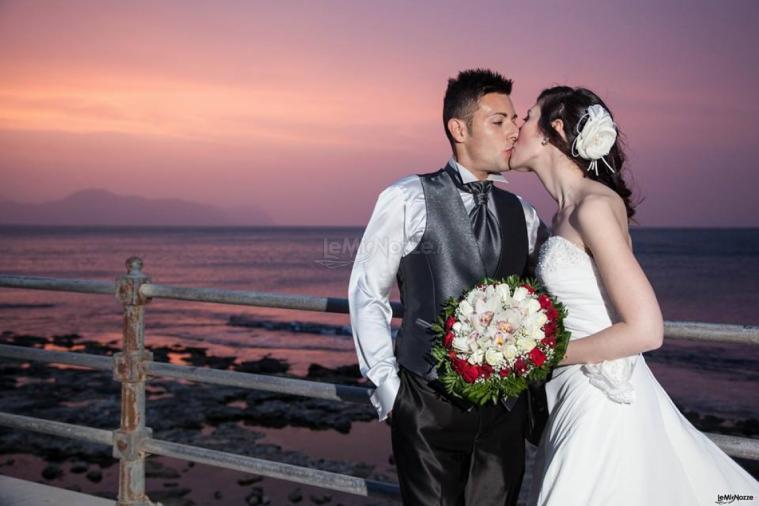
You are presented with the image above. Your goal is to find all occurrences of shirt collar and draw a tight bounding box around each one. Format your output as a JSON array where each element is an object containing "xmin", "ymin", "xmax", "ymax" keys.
[{"xmin": 448, "ymin": 157, "xmax": 509, "ymax": 184}]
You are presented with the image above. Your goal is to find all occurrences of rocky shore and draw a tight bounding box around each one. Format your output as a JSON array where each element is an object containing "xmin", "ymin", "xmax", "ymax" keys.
[
  {"xmin": 1, "ymin": 330, "xmax": 757, "ymax": 505},
  {"xmin": 0, "ymin": 331, "xmax": 394, "ymax": 505}
]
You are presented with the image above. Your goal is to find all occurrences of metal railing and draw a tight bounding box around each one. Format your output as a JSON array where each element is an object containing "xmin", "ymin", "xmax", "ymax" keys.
[{"xmin": 0, "ymin": 257, "xmax": 758, "ymax": 505}]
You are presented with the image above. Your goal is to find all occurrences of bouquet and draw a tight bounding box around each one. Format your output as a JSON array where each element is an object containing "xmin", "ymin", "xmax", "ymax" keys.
[{"xmin": 430, "ymin": 275, "xmax": 569, "ymax": 406}]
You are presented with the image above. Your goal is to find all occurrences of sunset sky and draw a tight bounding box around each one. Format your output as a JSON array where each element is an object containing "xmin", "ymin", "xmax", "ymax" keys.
[{"xmin": 1, "ymin": 0, "xmax": 757, "ymax": 226}]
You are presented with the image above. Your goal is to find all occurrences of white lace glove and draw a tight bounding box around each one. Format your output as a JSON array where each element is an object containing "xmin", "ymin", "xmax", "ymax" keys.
[{"xmin": 582, "ymin": 354, "xmax": 639, "ymax": 404}]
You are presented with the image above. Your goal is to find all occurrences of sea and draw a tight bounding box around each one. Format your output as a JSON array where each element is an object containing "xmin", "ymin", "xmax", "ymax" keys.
[{"xmin": 0, "ymin": 226, "xmax": 757, "ymax": 501}]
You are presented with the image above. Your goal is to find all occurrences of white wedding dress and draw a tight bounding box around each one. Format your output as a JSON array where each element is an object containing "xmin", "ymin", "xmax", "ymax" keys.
[{"xmin": 528, "ymin": 235, "xmax": 759, "ymax": 505}]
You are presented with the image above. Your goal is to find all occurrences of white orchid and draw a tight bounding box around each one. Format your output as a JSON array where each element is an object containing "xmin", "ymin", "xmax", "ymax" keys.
[
  {"xmin": 526, "ymin": 298, "xmax": 542, "ymax": 315},
  {"xmin": 469, "ymin": 349, "xmax": 484, "ymax": 365},
  {"xmin": 503, "ymin": 344, "xmax": 518, "ymax": 361},
  {"xmin": 459, "ymin": 299, "xmax": 474, "ymax": 317},
  {"xmin": 512, "ymin": 286, "xmax": 528, "ymax": 302},
  {"xmin": 496, "ymin": 286, "xmax": 511, "ymax": 307},
  {"xmin": 452, "ymin": 336, "xmax": 470, "ymax": 354},
  {"xmin": 485, "ymin": 347, "xmax": 505, "ymax": 367}
]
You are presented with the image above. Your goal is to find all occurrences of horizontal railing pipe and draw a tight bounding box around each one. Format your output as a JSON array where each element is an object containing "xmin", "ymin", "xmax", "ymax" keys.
[
  {"xmin": 147, "ymin": 361, "xmax": 373, "ymax": 404},
  {"xmin": 140, "ymin": 282, "xmax": 405, "ymax": 317},
  {"xmin": 705, "ymin": 433, "xmax": 759, "ymax": 461},
  {"xmin": 4, "ymin": 274, "xmax": 759, "ymax": 340},
  {"xmin": 1, "ymin": 411, "xmax": 756, "ymax": 480},
  {"xmin": 0, "ymin": 343, "xmax": 374, "ymax": 404},
  {"xmin": 0, "ymin": 275, "xmax": 114, "ymax": 296},
  {"xmin": 0, "ymin": 412, "xmax": 113, "ymax": 446},
  {"xmin": 143, "ymin": 437, "xmax": 401, "ymax": 500},
  {"xmin": 0, "ymin": 344, "xmax": 113, "ymax": 371},
  {"xmin": 664, "ymin": 321, "xmax": 759, "ymax": 345},
  {"xmin": 0, "ymin": 412, "xmax": 402, "ymax": 500}
]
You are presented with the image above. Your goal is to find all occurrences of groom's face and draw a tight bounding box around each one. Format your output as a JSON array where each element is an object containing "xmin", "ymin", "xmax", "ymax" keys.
[{"xmin": 457, "ymin": 92, "xmax": 519, "ymax": 174}]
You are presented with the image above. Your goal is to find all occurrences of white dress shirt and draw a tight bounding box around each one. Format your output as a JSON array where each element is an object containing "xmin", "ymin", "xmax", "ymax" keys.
[{"xmin": 348, "ymin": 159, "xmax": 548, "ymax": 420}]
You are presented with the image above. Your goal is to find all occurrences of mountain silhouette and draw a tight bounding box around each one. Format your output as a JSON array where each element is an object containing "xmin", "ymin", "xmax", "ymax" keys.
[{"xmin": 0, "ymin": 189, "xmax": 272, "ymax": 226}]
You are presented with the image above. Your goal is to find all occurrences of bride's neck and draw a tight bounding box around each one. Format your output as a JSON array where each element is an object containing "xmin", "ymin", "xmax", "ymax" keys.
[{"xmin": 534, "ymin": 157, "xmax": 585, "ymax": 210}]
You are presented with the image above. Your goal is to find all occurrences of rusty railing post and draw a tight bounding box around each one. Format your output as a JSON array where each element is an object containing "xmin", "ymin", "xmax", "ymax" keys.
[{"xmin": 113, "ymin": 257, "xmax": 157, "ymax": 506}]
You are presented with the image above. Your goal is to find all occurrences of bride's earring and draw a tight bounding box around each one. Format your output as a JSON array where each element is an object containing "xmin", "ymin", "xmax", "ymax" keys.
[{"xmin": 541, "ymin": 137, "xmax": 549, "ymax": 146}]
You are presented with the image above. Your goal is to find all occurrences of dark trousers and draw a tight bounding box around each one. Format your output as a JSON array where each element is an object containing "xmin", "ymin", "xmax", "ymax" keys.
[{"xmin": 390, "ymin": 367, "xmax": 528, "ymax": 506}]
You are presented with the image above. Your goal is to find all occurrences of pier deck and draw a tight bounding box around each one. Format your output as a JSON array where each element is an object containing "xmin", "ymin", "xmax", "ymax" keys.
[{"xmin": 0, "ymin": 475, "xmax": 115, "ymax": 505}]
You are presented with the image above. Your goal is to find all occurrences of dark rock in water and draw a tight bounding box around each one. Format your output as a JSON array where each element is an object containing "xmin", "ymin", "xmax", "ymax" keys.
[
  {"xmin": 288, "ymin": 487, "xmax": 303, "ymax": 502},
  {"xmin": 8, "ymin": 333, "xmax": 48, "ymax": 348},
  {"xmin": 78, "ymin": 340, "xmax": 120, "ymax": 356},
  {"xmin": 245, "ymin": 486, "xmax": 267, "ymax": 505},
  {"xmin": 238, "ymin": 475, "xmax": 263, "ymax": 485},
  {"xmin": 205, "ymin": 355, "xmax": 237, "ymax": 370},
  {"xmin": 239, "ymin": 398, "xmax": 372, "ymax": 433},
  {"xmin": 235, "ymin": 355, "xmax": 290, "ymax": 375},
  {"xmin": 145, "ymin": 459, "xmax": 181, "ymax": 479},
  {"xmin": 228, "ymin": 315, "xmax": 353, "ymax": 337},
  {"xmin": 51, "ymin": 333, "xmax": 79, "ymax": 348},
  {"xmin": 735, "ymin": 417, "xmax": 759, "ymax": 435},
  {"xmin": 310, "ymin": 493, "xmax": 332, "ymax": 504},
  {"xmin": 42, "ymin": 464, "xmax": 63, "ymax": 480},
  {"xmin": 86, "ymin": 469, "xmax": 103, "ymax": 483},
  {"xmin": 306, "ymin": 363, "xmax": 362, "ymax": 385},
  {"xmin": 70, "ymin": 461, "xmax": 88, "ymax": 474},
  {"xmin": 146, "ymin": 487, "xmax": 192, "ymax": 501}
]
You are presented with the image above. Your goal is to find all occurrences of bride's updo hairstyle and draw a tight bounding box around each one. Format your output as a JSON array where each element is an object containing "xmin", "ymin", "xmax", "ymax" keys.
[{"xmin": 537, "ymin": 86, "xmax": 637, "ymax": 220}]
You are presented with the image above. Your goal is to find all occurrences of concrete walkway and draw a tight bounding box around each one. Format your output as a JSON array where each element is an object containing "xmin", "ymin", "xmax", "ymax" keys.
[{"xmin": 0, "ymin": 475, "xmax": 115, "ymax": 505}]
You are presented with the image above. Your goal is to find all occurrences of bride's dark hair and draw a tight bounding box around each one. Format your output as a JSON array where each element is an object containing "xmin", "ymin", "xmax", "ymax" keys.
[{"xmin": 537, "ymin": 86, "xmax": 638, "ymax": 221}]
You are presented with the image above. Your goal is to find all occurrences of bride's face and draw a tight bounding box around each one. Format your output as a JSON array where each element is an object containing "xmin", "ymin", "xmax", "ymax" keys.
[{"xmin": 509, "ymin": 104, "xmax": 543, "ymax": 171}]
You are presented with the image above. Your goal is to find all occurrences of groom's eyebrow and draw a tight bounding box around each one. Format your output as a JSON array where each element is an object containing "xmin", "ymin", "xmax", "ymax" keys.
[{"xmin": 490, "ymin": 112, "xmax": 519, "ymax": 119}]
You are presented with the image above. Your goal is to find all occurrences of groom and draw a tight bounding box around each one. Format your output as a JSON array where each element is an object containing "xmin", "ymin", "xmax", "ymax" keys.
[{"xmin": 349, "ymin": 69, "xmax": 548, "ymax": 505}]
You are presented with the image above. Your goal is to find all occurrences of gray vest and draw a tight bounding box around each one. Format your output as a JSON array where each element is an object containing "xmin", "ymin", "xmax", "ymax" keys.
[{"xmin": 395, "ymin": 167, "xmax": 529, "ymax": 378}]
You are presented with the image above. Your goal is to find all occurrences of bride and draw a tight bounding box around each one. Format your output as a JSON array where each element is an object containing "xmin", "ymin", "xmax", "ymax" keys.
[{"xmin": 508, "ymin": 86, "xmax": 759, "ymax": 505}]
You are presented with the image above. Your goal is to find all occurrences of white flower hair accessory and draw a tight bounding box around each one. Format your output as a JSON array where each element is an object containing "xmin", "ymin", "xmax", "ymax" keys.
[{"xmin": 571, "ymin": 104, "xmax": 618, "ymax": 176}]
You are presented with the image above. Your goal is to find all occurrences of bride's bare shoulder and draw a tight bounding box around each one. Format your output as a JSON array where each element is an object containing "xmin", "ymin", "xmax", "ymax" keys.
[
  {"xmin": 572, "ymin": 185, "xmax": 630, "ymax": 248},
  {"xmin": 575, "ymin": 184, "xmax": 627, "ymax": 225}
]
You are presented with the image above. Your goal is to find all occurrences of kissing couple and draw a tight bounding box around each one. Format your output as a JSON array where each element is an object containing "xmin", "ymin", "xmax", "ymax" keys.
[{"xmin": 349, "ymin": 68, "xmax": 759, "ymax": 505}]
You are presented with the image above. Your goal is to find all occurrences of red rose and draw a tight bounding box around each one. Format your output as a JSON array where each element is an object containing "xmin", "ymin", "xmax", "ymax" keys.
[
  {"xmin": 499, "ymin": 366, "xmax": 511, "ymax": 377},
  {"xmin": 546, "ymin": 307, "xmax": 559, "ymax": 321},
  {"xmin": 452, "ymin": 357, "xmax": 478, "ymax": 383},
  {"xmin": 461, "ymin": 363, "xmax": 479, "ymax": 383},
  {"xmin": 444, "ymin": 331, "xmax": 454, "ymax": 348},
  {"xmin": 541, "ymin": 335, "xmax": 557, "ymax": 348},
  {"xmin": 480, "ymin": 363, "xmax": 493, "ymax": 379},
  {"xmin": 445, "ymin": 316, "xmax": 456, "ymax": 330},
  {"xmin": 514, "ymin": 357, "xmax": 528, "ymax": 376},
  {"xmin": 448, "ymin": 350, "xmax": 458, "ymax": 360},
  {"xmin": 529, "ymin": 348, "xmax": 547, "ymax": 367},
  {"xmin": 538, "ymin": 294, "xmax": 552, "ymax": 310},
  {"xmin": 522, "ymin": 284, "xmax": 536, "ymax": 294},
  {"xmin": 543, "ymin": 320, "xmax": 557, "ymax": 336}
]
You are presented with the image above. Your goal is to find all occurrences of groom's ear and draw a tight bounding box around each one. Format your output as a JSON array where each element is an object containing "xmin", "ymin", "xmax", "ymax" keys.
[
  {"xmin": 551, "ymin": 119, "xmax": 568, "ymax": 143},
  {"xmin": 447, "ymin": 118, "xmax": 468, "ymax": 143}
]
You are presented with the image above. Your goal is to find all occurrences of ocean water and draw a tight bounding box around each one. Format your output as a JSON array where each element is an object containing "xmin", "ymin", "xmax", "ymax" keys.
[{"xmin": 0, "ymin": 226, "xmax": 757, "ymax": 467}]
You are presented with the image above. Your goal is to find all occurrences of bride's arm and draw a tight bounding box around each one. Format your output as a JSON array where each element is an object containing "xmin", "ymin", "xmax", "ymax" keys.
[{"xmin": 558, "ymin": 196, "xmax": 664, "ymax": 365}]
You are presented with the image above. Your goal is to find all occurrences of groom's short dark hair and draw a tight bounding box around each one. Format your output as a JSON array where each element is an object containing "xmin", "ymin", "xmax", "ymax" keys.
[{"xmin": 443, "ymin": 68, "xmax": 513, "ymax": 146}]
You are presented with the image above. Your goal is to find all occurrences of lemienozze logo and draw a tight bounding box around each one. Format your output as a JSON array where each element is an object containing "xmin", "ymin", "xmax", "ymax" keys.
[{"xmin": 715, "ymin": 493, "xmax": 755, "ymax": 504}]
